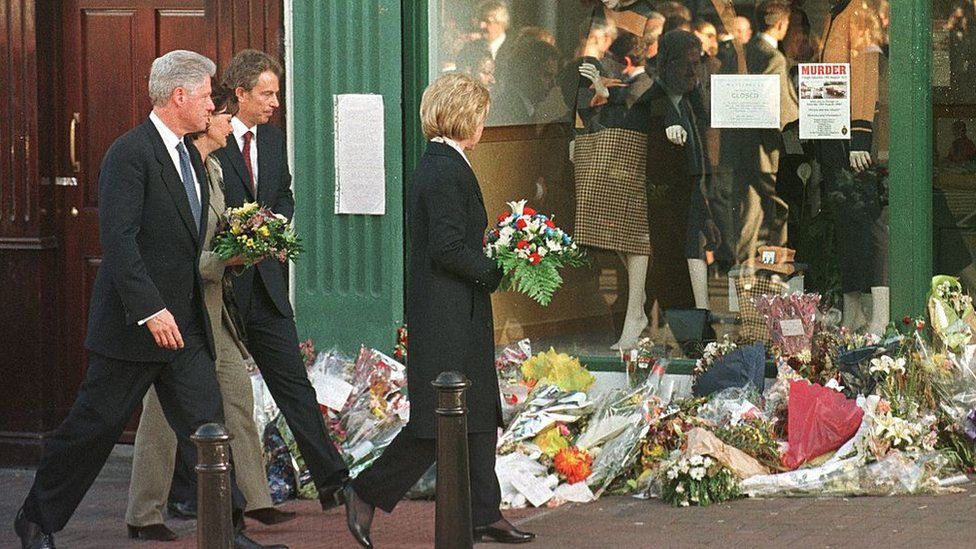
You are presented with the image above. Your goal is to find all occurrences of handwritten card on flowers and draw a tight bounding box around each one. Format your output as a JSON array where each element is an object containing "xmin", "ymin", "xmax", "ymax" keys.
[{"xmin": 484, "ymin": 200, "xmax": 586, "ymax": 306}]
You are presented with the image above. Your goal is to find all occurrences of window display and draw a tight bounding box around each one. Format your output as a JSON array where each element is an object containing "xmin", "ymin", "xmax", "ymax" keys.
[{"xmin": 429, "ymin": 0, "xmax": 891, "ymax": 357}]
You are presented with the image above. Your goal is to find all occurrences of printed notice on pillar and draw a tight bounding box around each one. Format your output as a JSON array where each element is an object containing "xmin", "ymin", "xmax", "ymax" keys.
[
  {"xmin": 798, "ymin": 63, "xmax": 851, "ymax": 140},
  {"xmin": 710, "ymin": 74, "xmax": 780, "ymax": 129},
  {"xmin": 334, "ymin": 94, "xmax": 386, "ymax": 215}
]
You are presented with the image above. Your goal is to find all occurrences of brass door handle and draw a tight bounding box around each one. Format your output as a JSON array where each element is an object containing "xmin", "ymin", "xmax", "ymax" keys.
[{"xmin": 70, "ymin": 112, "xmax": 81, "ymax": 172}]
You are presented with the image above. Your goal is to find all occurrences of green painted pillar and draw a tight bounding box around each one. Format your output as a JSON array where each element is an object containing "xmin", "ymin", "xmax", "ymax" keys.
[
  {"xmin": 888, "ymin": 0, "xmax": 932, "ymax": 317},
  {"xmin": 289, "ymin": 1, "xmax": 405, "ymax": 354}
]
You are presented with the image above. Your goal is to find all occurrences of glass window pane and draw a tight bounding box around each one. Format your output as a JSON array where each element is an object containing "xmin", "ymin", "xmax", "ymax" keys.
[
  {"xmin": 934, "ymin": 0, "xmax": 976, "ymax": 293},
  {"xmin": 426, "ymin": 0, "xmax": 891, "ymax": 358}
]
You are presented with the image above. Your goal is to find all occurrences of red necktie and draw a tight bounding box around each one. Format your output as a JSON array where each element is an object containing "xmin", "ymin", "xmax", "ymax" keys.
[{"xmin": 242, "ymin": 130, "xmax": 256, "ymax": 197}]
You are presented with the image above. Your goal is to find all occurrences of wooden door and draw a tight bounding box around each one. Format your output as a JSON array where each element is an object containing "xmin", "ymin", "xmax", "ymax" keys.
[{"xmin": 57, "ymin": 0, "xmax": 281, "ymax": 439}]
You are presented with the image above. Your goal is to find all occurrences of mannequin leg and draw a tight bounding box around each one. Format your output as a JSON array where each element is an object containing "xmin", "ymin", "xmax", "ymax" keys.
[
  {"xmin": 867, "ymin": 286, "xmax": 890, "ymax": 336},
  {"xmin": 687, "ymin": 258, "xmax": 710, "ymax": 310},
  {"xmin": 611, "ymin": 252, "xmax": 649, "ymax": 350},
  {"xmin": 842, "ymin": 291, "xmax": 866, "ymax": 332}
]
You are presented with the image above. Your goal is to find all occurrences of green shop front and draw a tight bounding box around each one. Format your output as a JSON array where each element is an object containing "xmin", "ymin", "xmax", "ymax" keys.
[{"xmin": 289, "ymin": 0, "xmax": 950, "ymax": 373}]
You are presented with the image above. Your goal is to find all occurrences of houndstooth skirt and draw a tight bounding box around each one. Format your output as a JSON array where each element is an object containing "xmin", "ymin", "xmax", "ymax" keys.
[{"xmin": 573, "ymin": 128, "xmax": 651, "ymax": 255}]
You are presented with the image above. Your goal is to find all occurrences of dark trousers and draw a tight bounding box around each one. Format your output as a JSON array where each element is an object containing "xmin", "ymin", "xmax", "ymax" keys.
[
  {"xmin": 242, "ymin": 279, "xmax": 348, "ymax": 492},
  {"xmin": 22, "ymin": 335, "xmax": 245, "ymax": 533},
  {"xmin": 351, "ymin": 428, "xmax": 502, "ymax": 527}
]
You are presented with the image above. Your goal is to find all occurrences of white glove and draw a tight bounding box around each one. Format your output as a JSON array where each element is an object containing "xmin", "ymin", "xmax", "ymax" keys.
[
  {"xmin": 666, "ymin": 125, "xmax": 688, "ymax": 146},
  {"xmin": 601, "ymin": 0, "xmax": 621, "ymax": 7},
  {"xmin": 569, "ymin": 139, "xmax": 575, "ymax": 163},
  {"xmin": 579, "ymin": 62, "xmax": 609, "ymax": 98},
  {"xmin": 850, "ymin": 150, "xmax": 872, "ymax": 173}
]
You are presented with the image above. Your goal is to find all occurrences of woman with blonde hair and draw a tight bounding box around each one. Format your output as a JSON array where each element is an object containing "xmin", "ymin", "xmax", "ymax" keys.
[{"xmin": 341, "ymin": 73, "xmax": 535, "ymax": 547}]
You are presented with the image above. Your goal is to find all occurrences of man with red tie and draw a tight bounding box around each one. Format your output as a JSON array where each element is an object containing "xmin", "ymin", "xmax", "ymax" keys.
[{"xmin": 215, "ymin": 49, "xmax": 350, "ymax": 512}]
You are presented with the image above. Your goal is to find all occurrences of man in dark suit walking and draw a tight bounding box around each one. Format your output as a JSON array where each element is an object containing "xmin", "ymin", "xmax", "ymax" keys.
[
  {"xmin": 215, "ymin": 49, "xmax": 349, "ymax": 509},
  {"xmin": 733, "ymin": 0, "xmax": 797, "ymax": 261},
  {"xmin": 12, "ymin": 49, "xmax": 283, "ymax": 549}
]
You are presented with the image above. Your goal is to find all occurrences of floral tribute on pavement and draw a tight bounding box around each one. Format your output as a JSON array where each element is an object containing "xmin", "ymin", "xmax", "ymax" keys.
[{"xmin": 253, "ymin": 275, "xmax": 976, "ymax": 508}]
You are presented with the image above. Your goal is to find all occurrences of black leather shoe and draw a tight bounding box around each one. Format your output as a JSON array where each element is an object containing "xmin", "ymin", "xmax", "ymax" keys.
[
  {"xmin": 13, "ymin": 508, "xmax": 56, "ymax": 549},
  {"xmin": 473, "ymin": 521, "xmax": 536, "ymax": 544},
  {"xmin": 233, "ymin": 532, "xmax": 288, "ymax": 549},
  {"xmin": 167, "ymin": 500, "xmax": 197, "ymax": 520},
  {"xmin": 127, "ymin": 523, "xmax": 178, "ymax": 541},
  {"xmin": 244, "ymin": 507, "xmax": 297, "ymax": 525},
  {"xmin": 342, "ymin": 484, "xmax": 374, "ymax": 548}
]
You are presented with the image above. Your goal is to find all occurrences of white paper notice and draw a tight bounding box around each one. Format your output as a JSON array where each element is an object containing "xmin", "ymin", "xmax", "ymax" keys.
[
  {"xmin": 798, "ymin": 63, "xmax": 851, "ymax": 139},
  {"xmin": 553, "ymin": 482, "xmax": 596, "ymax": 503},
  {"xmin": 312, "ymin": 374, "xmax": 355, "ymax": 411},
  {"xmin": 510, "ymin": 472, "xmax": 554, "ymax": 507},
  {"xmin": 779, "ymin": 318, "xmax": 805, "ymax": 337},
  {"xmin": 334, "ymin": 94, "xmax": 385, "ymax": 215},
  {"xmin": 710, "ymin": 74, "xmax": 780, "ymax": 129}
]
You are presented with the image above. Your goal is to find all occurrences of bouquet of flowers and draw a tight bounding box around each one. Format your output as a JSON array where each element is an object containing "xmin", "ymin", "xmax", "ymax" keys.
[
  {"xmin": 484, "ymin": 200, "xmax": 586, "ymax": 306},
  {"xmin": 660, "ymin": 454, "xmax": 740, "ymax": 507},
  {"xmin": 213, "ymin": 202, "xmax": 303, "ymax": 266}
]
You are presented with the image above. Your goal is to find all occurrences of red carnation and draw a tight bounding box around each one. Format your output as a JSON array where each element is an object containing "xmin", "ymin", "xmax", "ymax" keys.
[
  {"xmin": 515, "ymin": 240, "xmax": 530, "ymax": 250},
  {"xmin": 516, "ymin": 218, "xmax": 527, "ymax": 230},
  {"xmin": 523, "ymin": 206, "xmax": 537, "ymax": 216},
  {"xmin": 528, "ymin": 252, "xmax": 542, "ymax": 265},
  {"xmin": 545, "ymin": 220, "xmax": 555, "ymax": 228},
  {"xmin": 902, "ymin": 315, "xmax": 912, "ymax": 325},
  {"xmin": 498, "ymin": 212, "xmax": 510, "ymax": 223},
  {"xmin": 916, "ymin": 320, "xmax": 926, "ymax": 331}
]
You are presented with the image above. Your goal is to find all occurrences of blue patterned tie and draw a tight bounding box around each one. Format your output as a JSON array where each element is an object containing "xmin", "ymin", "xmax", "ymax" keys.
[{"xmin": 176, "ymin": 142, "xmax": 201, "ymax": 231}]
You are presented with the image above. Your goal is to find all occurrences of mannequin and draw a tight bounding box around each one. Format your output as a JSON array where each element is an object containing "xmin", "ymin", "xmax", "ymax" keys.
[
  {"xmin": 819, "ymin": 0, "xmax": 889, "ymax": 334},
  {"xmin": 574, "ymin": 7, "xmax": 661, "ymax": 350}
]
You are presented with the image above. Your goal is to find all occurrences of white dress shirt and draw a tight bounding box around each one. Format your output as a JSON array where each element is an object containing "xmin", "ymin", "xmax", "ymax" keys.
[
  {"xmin": 488, "ymin": 33, "xmax": 507, "ymax": 60},
  {"xmin": 431, "ymin": 136, "xmax": 471, "ymax": 167},
  {"xmin": 141, "ymin": 112, "xmax": 202, "ymax": 326},
  {"xmin": 232, "ymin": 116, "xmax": 259, "ymax": 191},
  {"xmin": 759, "ymin": 33, "xmax": 778, "ymax": 50}
]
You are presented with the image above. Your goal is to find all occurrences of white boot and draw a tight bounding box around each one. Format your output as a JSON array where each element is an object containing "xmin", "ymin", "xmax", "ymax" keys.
[
  {"xmin": 842, "ymin": 291, "xmax": 866, "ymax": 332},
  {"xmin": 866, "ymin": 286, "xmax": 890, "ymax": 336},
  {"xmin": 611, "ymin": 253, "xmax": 650, "ymax": 350},
  {"xmin": 687, "ymin": 258, "xmax": 710, "ymax": 310}
]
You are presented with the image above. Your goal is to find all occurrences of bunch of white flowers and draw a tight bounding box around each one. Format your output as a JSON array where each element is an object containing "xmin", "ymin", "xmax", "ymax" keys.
[
  {"xmin": 660, "ymin": 454, "xmax": 737, "ymax": 507},
  {"xmin": 869, "ymin": 355, "xmax": 906, "ymax": 377}
]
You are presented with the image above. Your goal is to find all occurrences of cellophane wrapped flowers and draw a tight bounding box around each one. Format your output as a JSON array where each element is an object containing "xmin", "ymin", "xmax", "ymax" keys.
[
  {"xmin": 754, "ymin": 293, "xmax": 821, "ymax": 356},
  {"xmin": 485, "ymin": 200, "xmax": 586, "ymax": 306},
  {"xmin": 213, "ymin": 202, "xmax": 303, "ymax": 266}
]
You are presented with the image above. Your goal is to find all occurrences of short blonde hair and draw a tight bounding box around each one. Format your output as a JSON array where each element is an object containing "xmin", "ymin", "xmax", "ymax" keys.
[{"xmin": 420, "ymin": 73, "xmax": 490, "ymax": 141}]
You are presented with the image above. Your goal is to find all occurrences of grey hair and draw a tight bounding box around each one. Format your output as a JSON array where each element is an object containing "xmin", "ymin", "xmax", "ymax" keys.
[{"xmin": 148, "ymin": 50, "xmax": 216, "ymax": 106}]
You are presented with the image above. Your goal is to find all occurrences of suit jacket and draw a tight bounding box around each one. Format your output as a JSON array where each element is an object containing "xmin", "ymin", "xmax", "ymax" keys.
[
  {"xmin": 85, "ymin": 118, "xmax": 213, "ymax": 362},
  {"xmin": 739, "ymin": 35, "xmax": 800, "ymax": 174},
  {"xmin": 404, "ymin": 141, "xmax": 503, "ymax": 438},
  {"xmin": 215, "ymin": 123, "xmax": 295, "ymax": 318}
]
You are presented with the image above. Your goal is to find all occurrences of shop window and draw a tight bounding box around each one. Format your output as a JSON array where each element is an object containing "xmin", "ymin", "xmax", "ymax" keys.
[
  {"xmin": 933, "ymin": 1, "xmax": 976, "ymax": 293},
  {"xmin": 427, "ymin": 0, "xmax": 890, "ymax": 356}
]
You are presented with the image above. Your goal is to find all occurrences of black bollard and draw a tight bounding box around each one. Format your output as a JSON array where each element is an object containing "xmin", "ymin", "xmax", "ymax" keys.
[
  {"xmin": 192, "ymin": 423, "xmax": 234, "ymax": 549},
  {"xmin": 433, "ymin": 371, "xmax": 474, "ymax": 549}
]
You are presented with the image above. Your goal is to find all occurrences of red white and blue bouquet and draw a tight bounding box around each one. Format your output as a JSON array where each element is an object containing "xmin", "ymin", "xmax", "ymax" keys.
[{"xmin": 485, "ymin": 200, "xmax": 586, "ymax": 306}]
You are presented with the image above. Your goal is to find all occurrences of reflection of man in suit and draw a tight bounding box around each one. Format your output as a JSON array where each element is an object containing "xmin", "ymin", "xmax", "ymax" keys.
[
  {"xmin": 215, "ymin": 49, "xmax": 349, "ymax": 510},
  {"xmin": 14, "ymin": 50, "xmax": 278, "ymax": 549},
  {"xmin": 734, "ymin": 0, "xmax": 797, "ymax": 261}
]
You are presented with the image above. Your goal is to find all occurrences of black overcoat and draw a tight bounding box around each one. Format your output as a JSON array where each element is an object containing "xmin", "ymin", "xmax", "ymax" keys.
[{"xmin": 404, "ymin": 141, "xmax": 504, "ymax": 438}]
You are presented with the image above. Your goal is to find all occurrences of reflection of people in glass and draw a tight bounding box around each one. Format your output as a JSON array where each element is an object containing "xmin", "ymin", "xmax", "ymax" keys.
[
  {"xmin": 947, "ymin": 120, "xmax": 976, "ymax": 163},
  {"xmin": 457, "ymin": 39, "xmax": 497, "ymax": 91},
  {"xmin": 945, "ymin": 3, "xmax": 976, "ymax": 92},
  {"xmin": 733, "ymin": 15, "xmax": 753, "ymax": 45},
  {"xmin": 478, "ymin": 0, "xmax": 512, "ymax": 61},
  {"xmin": 818, "ymin": 0, "xmax": 889, "ymax": 334},
  {"xmin": 490, "ymin": 39, "xmax": 562, "ymax": 125},
  {"xmin": 734, "ymin": 1, "xmax": 796, "ymax": 261}
]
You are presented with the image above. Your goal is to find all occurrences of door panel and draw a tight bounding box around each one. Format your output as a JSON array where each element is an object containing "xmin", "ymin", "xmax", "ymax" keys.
[{"xmin": 57, "ymin": 0, "xmax": 281, "ymax": 440}]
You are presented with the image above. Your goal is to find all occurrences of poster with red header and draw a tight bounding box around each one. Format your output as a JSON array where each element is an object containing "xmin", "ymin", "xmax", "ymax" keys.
[{"xmin": 798, "ymin": 63, "xmax": 851, "ymax": 140}]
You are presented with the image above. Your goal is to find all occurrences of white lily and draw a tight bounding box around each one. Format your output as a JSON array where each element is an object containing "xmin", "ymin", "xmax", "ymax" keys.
[{"xmin": 506, "ymin": 199, "xmax": 528, "ymax": 216}]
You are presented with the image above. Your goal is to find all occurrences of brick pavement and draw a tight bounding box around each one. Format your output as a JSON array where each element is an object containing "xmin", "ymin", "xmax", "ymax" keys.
[{"xmin": 2, "ymin": 447, "xmax": 975, "ymax": 548}]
